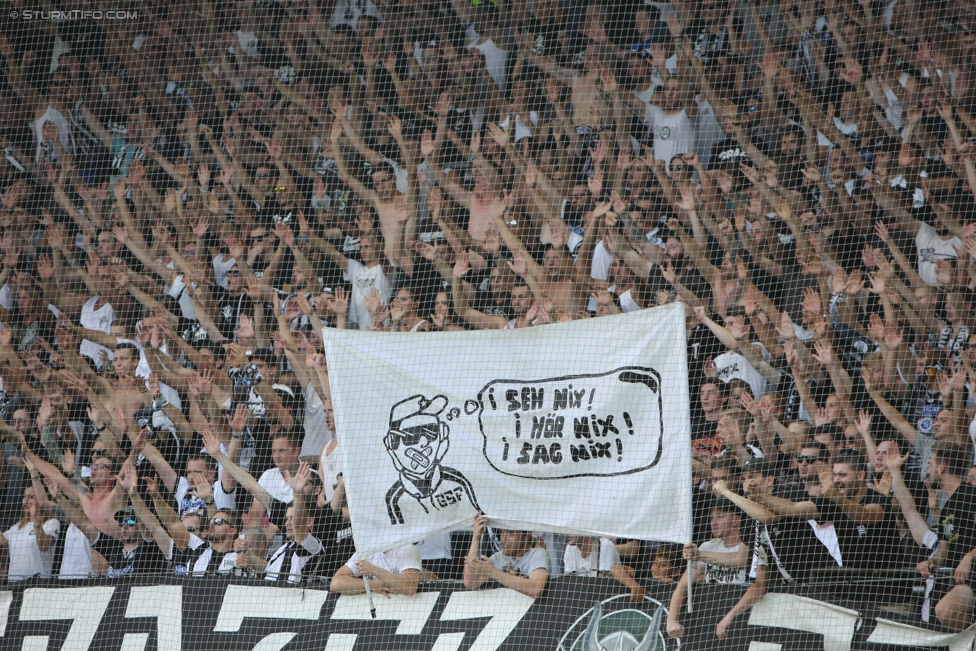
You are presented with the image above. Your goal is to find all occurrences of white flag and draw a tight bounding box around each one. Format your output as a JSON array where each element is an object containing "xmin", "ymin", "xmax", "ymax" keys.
[{"xmin": 322, "ymin": 303, "xmax": 692, "ymax": 556}]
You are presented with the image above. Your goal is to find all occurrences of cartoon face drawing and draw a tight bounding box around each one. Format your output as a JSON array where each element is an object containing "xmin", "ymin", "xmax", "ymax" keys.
[
  {"xmin": 384, "ymin": 395, "xmax": 480, "ymax": 525},
  {"xmin": 384, "ymin": 395, "xmax": 451, "ymax": 480}
]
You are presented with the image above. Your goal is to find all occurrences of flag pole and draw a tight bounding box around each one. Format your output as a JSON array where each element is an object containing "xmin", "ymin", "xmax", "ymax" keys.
[{"xmin": 364, "ymin": 576, "xmax": 377, "ymax": 619}]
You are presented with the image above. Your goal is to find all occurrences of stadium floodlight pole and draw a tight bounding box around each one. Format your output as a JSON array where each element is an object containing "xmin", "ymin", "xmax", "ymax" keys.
[{"xmin": 364, "ymin": 576, "xmax": 377, "ymax": 619}]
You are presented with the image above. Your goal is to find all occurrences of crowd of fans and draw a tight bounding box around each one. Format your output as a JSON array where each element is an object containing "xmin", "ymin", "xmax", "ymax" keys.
[{"xmin": 1, "ymin": 0, "xmax": 976, "ymax": 642}]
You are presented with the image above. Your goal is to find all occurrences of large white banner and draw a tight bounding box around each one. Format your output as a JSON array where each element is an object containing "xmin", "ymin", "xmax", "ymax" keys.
[{"xmin": 322, "ymin": 303, "xmax": 692, "ymax": 556}]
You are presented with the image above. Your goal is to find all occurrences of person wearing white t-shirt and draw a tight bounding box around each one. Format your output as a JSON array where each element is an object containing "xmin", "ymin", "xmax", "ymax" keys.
[
  {"xmin": 695, "ymin": 306, "xmax": 778, "ymax": 399},
  {"xmin": 332, "ymin": 544, "xmax": 423, "ymax": 596},
  {"xmin": 645, "ymin": 77, "xmax": 697, "ymax": 173},
  {"xmin": 913, "ymin": 220, "xmax": 962, "ymax": 288},
  {"xmin": 464, "ymin": 512, "xmax": 550, "ymax": 599},
  {"xmin": 0, "ymin": 486, "xmax": 60, "ymax": 582},
  {"xmin": 316, "ymin": 231, "xmax": 392, "ymax": 330},
  {"xmin": 564, "ymin": 536, "xmax": 647, "ymax": 602},
  {"xmin": 52, "ymin": 488, "xmax": 101, "ymax": 580},
  {"xmin": 623, "ymin": 51, "xmax": 661, "ymax": 125},
  {"xmin": 173, "ymin": 455, "xmax": 238, "ymax": 514},
  {"xmin": 667, "ymin": 498, "xmax": 769, "ymax": 640},
  {"xmin": 245, "ymin": 431, "xmax": 301, "ymax": 519}
]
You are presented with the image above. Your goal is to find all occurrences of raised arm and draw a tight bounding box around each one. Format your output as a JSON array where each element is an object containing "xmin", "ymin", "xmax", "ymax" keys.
[
  {"xmin": 886, "ymin": 452, "xmax": 937, "ymax": 549},
  {"xmin": 120, "ymin": 460, "xmax": 174, "ymax": 557},
  {"xmin": 330, "ymin": 120, "xmax": 379, "ymax": 207},
  {"xmin": 866, "ymin": 383, "xmax": 918, "ymax": 446},
  {"xmin": 202, "ymin": 426, "xmax": 274, "ymax": 510}
]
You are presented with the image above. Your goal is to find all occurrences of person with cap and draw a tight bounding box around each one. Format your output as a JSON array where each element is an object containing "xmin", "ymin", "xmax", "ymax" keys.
[
  {"xmin": 463, "ymin": 511, "xmax": 550, "ymax": 599},
  {"xmin": 383, "ymin": 394, "xmax": 479, "ymax": 526},
  {"xmin": 92, "ymin": 463, "xmax": 168, "ymax": 578},
  {"xmin": 715, "ymin": 458, "xmax": 838, "ymax": 585},
  {"xmin": 666, "ymin": 494, "xmax": 766, "ymax": 641},
  {"xmin": 129, "ymin": 465, "xmax": 243, "ymax": 577}
]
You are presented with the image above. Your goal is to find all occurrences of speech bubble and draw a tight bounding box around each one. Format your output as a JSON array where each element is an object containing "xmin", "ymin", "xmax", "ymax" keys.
[{"xmin": 475, "ymin": 366, "xmax": 664, "ymax": 479}]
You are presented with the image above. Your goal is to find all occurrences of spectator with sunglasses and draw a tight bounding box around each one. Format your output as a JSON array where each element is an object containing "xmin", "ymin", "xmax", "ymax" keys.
[
  {"xmin": 91, "ymin": 501, "xmax": 168, "ymax": 579},
  {"xmin": 123, "ymin": 462, "xmax": 242, "ymax": 577},
  {"xmin": 212, "ymin": 262, "xmax": 255, "ymax": 342},
  {"xmin": 201, "ymin": 430, "xmax": 296, "ymax": 545},
  {"xmin": 790, "ymin": 442, "xmax": 830, "ymax": 497},
  {"xmin": 725, "ymin": 458, "xmax": 839, "ymax": 585}
]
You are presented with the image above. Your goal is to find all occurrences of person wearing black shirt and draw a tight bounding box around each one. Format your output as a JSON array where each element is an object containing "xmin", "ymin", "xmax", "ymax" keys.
[
  {"xmin": 679, "ymin": 1, "xmax": 738, "ymax": 68},
  {"xmin": 718, "ymin": 459, "xmax": 838, "ymax": 585},
  {"xmin": 129, "ymin": 463, "xmax": 242, "ymax": 577},
  {"xmin": 212, "ymin": 263, "xmax": 254, "ymax": 341},
  {"xmin": 751, "ymin": 449, "xmax": 899, "ymax": 572},
  {"xmin": 889, "ymin": 441, "xmax": 976, "ymax": 630},
  {"xmin": 10, "ymin": 407, "xmax": 54, "ymax": 464},
  {"xmin": 313, "ymin": 474, "xmax": 355, "ymax": 580},
  {"xmin": 691, "ymin": 380, "xmax": 728, "ymax": 442},
  {"xmin": 473, "ymin": 266, "xmax": 514, "ymax": 320},
  {"xmin": 175, "ymin": 511, "xmax": 242, "ymax": 577},
  {"xmin": 92, "ymin": 505, "xmax": 168, "ymax": 578}
]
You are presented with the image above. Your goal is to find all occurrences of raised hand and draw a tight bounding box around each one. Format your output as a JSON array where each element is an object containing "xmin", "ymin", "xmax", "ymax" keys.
[
  {"xmin": 775, "ymin": 310, "xmax": 795, "ymax": 341},
  {"xmin": 660, "ymin": 260, "xmax": 677, "ymax": 285},
  {"xmin": 507, "ymin": 253, "xmax": 528, "ymax": 276},
  {"xmin": 119, "ymin": 461, "xmax": 138, "ymax": 493},
  {"xmin": 284, "ymin": 461, "xmax": 312, "ymax": 493},
  {"xmin": 327, "ymin": 287, "xmax": 349, "ymax": 316},
  {"xmin": 812, "ymin": 340, "xmax": 834, "ymax": 365},
  {"xmin": 453, "ymin": 250, "xmax": 471, "ymax": 278},
  {"xmin": 227, "ymin": 403, "xmax": 250, "ymax": 433},
  {"xmin": 590, "ymin": 138, "xmax": 609, "ymax": 167},
  {"xmin": 801, "ymin": 287, "xmax": 822, "ymax": 316},
  {"xmin": 433, "ymin": 91, "xmax": 451, "ymax": 118},
  {"xmin": 587, "ymin": 166, "xmax": 603, "ymax": 197},
  {"xmin": 831, "ymin": 267, "xmax": 848, "ymax": 295},
  {"xmin": 365, "ymin": 287, "xmax": 384, "ymax": 316},
  {"xmin": 201, "ymin": 427, "xmax": 223, "ymax": 458},
  {"xmin": 488, "ymin": 122, "xmax": 509, "ymax": 148},
  {"xmin": 420, "ymin": 129, "xmax": 435, "ymax": 159},
  {"xmin": 191, "ymin": 472, "xmax": 213, "ymax": 502},
  {"xmin": 740, "ymin": 392, "xmax": 763, "ymax": 419}
]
